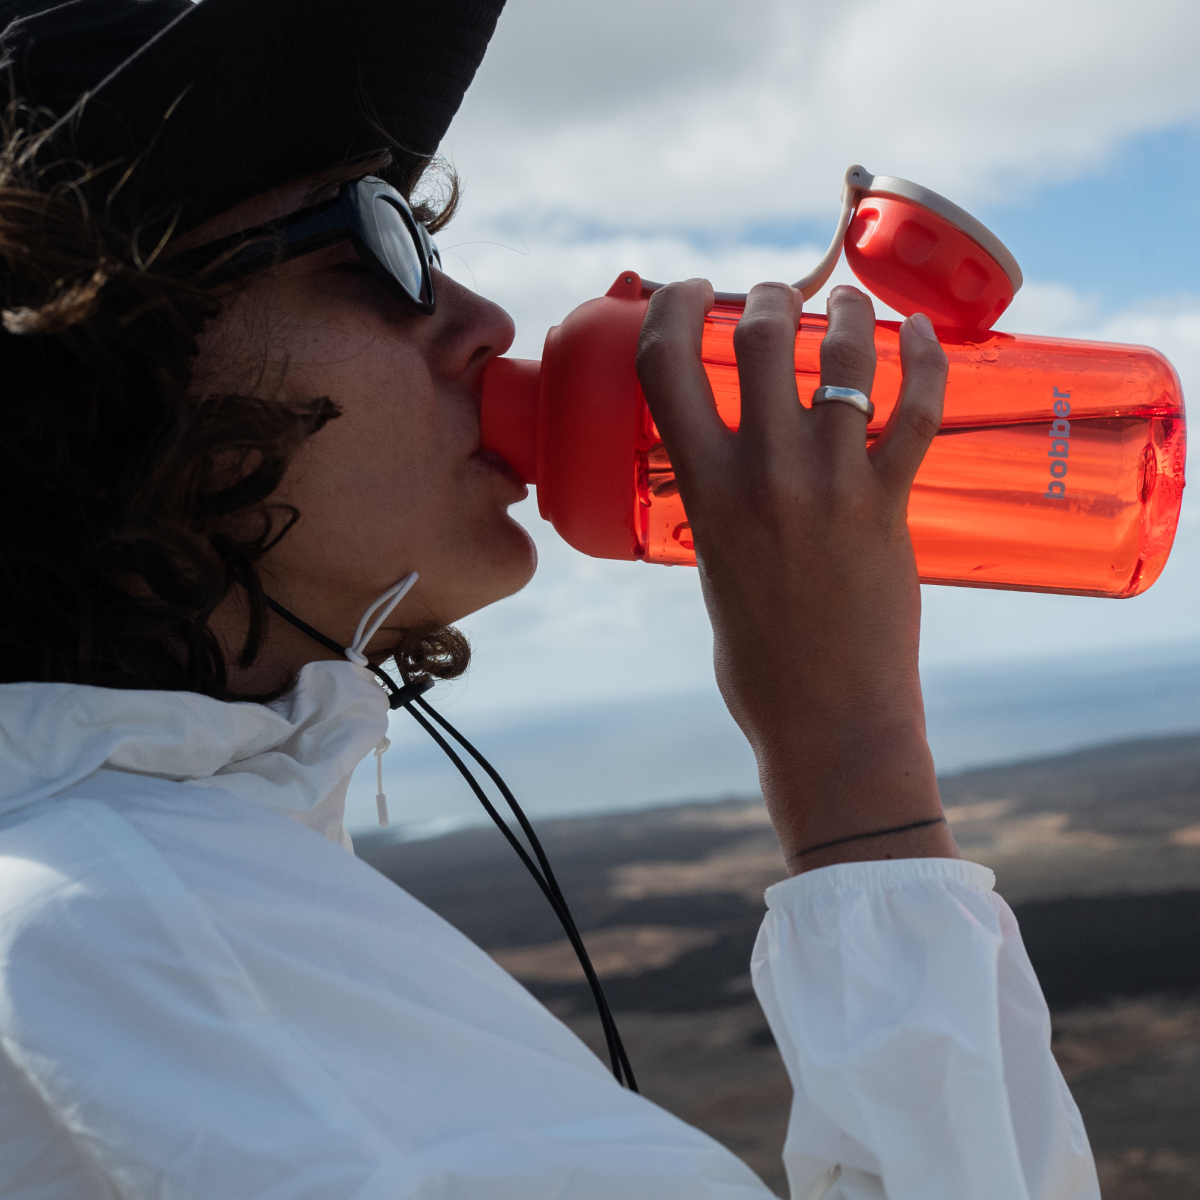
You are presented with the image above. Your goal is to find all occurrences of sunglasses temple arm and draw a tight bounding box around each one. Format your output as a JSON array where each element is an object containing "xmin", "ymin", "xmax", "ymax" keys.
[
  {"xmin": 792, "ymin": 164, "xmax": 869, "ymax": 301},
  {"xmin": 228, "ymin": 195, "xmax": 350, "ymax": 266}
]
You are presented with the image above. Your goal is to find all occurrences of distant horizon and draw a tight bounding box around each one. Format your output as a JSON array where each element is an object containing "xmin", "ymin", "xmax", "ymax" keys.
[
  {"xmin": 355, "ymin": 722, "xmax": 1200, "ymax": 850},
  {"xmin": 347, "ymin": 640, "xmax": 1200, "ymax": 837}
]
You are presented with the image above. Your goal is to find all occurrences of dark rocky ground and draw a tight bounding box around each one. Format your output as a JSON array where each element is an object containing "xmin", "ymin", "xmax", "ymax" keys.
[{"xmin": 357, "ymin": 731, "xmax": 1200, "ymax": 1199}]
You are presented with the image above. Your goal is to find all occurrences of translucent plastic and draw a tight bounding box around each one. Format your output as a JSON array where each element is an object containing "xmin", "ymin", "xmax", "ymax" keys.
[{"xmin": 635, "ymin": 302, "xmax": 1186, "ymax": 597}]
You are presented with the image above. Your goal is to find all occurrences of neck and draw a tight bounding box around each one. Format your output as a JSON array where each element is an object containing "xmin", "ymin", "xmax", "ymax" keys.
[
  {"xmin": 209, "ymin": 572, "xmax": 419, "ymax": 698},
  {"xmin": 209, "ymin": 586, "xmax": 346, "ymax": 697}
]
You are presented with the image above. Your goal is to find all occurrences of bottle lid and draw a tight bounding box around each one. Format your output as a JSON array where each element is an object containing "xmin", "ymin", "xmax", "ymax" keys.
[
  {"xmin": 850, "ymin": 168, "xmax": 1022, "ymax": 292},
  {"xmin": 795, "ymin": 165, "xmax": 1023, "ymax": 332}
]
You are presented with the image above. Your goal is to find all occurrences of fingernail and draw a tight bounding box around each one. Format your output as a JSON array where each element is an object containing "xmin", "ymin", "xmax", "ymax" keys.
[{"xmin": 909, "ymin": 313, "xmax": 937, "ymax": 341}]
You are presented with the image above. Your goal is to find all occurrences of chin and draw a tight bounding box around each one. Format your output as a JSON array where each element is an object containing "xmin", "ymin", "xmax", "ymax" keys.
[
  {"xmin": 437, "ymin": 514, "xmax": 538, "ymax": 624},
  {"xmin": 491, "ymin": 514, "xmax": 538, "ymax": 596}
]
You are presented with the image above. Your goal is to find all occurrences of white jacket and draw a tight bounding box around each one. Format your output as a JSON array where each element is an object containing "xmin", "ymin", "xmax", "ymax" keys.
[{"xmin": 0, "ymin": 661, "xmax": 1098, "ymax": 1200}]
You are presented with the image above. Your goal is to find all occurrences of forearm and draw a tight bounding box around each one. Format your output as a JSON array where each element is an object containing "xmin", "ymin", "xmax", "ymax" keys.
[{"xmin": 636, "ymin": 279, "xmax": 1087, "ymax": 1200}]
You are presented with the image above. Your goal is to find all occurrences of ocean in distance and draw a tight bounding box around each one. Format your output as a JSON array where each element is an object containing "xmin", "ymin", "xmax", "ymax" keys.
[{"xmin": 345, "ymin": 640, "xmax": 1200, "ymax": 839}]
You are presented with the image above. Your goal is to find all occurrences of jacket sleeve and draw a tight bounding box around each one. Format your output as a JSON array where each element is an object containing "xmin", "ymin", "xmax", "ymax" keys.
[{"xmin": 751, "ymin": 857, "xmax": 1100, "ymax": 1200}]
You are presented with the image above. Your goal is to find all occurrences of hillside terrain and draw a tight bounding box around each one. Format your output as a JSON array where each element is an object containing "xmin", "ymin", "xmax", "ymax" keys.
[{"xmin": 357, "ymin": 731, "xmax": 1200, "ymax": 1199}]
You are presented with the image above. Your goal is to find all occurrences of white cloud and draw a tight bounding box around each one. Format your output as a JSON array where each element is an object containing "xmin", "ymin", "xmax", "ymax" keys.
[
  {"xmin": 446, "ymin": 0, "xmax": 1200, "ymax": 234},
  {"xmin": 997, "ymin": 281, "xmax": 1106, "ymax": 337},
  {"xmin": 438, "ymin": 228, "xmax": 841, "ymax": 358},
  {"xmin": 394, "ymin": 0, "xmax": 1200, "ymax": 738}
]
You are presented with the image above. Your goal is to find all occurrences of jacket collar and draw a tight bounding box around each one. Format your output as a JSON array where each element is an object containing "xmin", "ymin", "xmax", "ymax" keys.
[{"xmin": 0, "ymin": 661, "xmax": 390, "ymax": 845}]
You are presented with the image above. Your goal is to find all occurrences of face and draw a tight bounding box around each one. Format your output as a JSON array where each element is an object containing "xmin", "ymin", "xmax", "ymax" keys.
[{"xmin": 190, "ymin": 176, "xmax": 536, "ymax": 679}]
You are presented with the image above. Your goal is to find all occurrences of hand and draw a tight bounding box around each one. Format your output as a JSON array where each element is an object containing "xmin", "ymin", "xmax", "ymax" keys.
[{"xmin": 636, "ymin": 282, "xmax": 959, "ymax": 873}]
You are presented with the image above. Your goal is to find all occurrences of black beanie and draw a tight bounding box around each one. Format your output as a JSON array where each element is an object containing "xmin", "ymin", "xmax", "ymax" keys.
[{"xmin": 0, "ymin": 0, "xmax": 506, "ymax": 232}]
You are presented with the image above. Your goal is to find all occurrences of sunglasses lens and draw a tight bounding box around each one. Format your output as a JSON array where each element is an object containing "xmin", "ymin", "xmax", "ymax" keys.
[{"xmin": 372, "ymin": 194, "xmax": 429, "ymax": 304}]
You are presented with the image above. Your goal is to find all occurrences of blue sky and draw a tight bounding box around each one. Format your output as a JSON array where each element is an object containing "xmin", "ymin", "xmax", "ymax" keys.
[
  {"xmin": 981, "ymin": 124, "xmax": 1200, "ymax": 311},
  {"xmin": 734, "ymin": 123, "xmax": 1200, "ymax": 315},
  {"xmin": 347, "ymin": 1, "xmax": 1200, "ymax": 834}
]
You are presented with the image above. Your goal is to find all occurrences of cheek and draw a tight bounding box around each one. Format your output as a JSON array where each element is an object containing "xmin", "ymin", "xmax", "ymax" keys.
[
  {"xmin": 292, "ymin": 360, "xmax": 444, "ymax": 518},
  {"xmin": 277, "ymin": 342, "xmax": 480, "ymax": 570}
]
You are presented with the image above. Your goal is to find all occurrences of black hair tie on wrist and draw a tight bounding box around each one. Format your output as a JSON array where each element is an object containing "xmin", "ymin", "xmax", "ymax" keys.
[{"xmin": 787, "ymin": 816, "xmax": 948, "ymax": 864}]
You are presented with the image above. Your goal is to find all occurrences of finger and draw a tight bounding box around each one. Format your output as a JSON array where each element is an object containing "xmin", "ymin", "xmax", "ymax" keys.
[
  {"xmin": 814, "ymin": 284, "xmax": 877, "ymax": 416},
  {"xmin": 731, "ymin": 281, "xmax": 804, "ymax": 441},
  {"xmin": 870, "ymin": 312, "xmax": 948, "ymax": 493},
  {"xmin": 636, "ymin": 279, "xmax": 726, "ymax": 467}
]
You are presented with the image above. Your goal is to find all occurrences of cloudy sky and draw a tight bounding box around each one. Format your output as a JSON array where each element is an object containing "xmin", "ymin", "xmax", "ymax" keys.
[{"xmin": 348, "ymin": 0, "xmax": 1200, "ymax": 833}]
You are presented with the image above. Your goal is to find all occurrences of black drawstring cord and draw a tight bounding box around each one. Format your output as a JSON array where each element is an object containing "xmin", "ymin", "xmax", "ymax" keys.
[
  {"xmin": 263, "ymin": 593, "xmax": 638, "ymax": 1091},
  {"xmin": 401, "ymin": 700, "xmax": 636, "ymax": 1091},
  {"xmin": 263, "ymin": 594, "xmax": 411, "ymax": 707}
]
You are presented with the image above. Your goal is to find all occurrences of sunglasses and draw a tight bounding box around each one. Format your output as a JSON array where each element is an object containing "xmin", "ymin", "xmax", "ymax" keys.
[{"xmin": 214, "ymin": 176, "xmax": 440, "ymax": 314}]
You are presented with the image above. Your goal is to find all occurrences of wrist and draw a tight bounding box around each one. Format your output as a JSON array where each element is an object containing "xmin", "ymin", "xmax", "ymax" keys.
[
  {"xmin": 785, "ymin": 818, "xmax": 959, "ymax": 874},
  {"xmin": 754, "ymin": 719, "xmax": 952, "ymax": 872}
]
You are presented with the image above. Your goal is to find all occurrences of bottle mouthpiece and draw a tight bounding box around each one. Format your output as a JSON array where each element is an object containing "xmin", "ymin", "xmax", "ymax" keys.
[{"xmin": 480, "ymin": 357, "xmax": 540, "ymax": 485}]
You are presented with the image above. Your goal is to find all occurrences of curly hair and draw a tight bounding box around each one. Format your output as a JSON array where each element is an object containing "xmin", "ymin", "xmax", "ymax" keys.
[{"xmin": 0, "ymin": 106, "xmax": 469, "ymax": 700}]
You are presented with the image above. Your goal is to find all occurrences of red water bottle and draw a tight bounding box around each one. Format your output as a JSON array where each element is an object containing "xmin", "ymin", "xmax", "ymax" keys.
[{"xmin": 481, "ymin": 169, "xmax": 1186, "ymax": 599}]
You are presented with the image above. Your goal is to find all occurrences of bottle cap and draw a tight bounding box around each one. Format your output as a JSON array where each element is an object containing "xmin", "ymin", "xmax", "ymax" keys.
[{"xmin": 846, "ymin": 169, "xmax": 1021, "ymax": 331}]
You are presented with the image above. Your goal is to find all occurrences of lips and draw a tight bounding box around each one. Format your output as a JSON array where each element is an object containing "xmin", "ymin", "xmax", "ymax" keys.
[{"xmin": 473, "ymin": 446, "xmax": 528, "ymax": 495}]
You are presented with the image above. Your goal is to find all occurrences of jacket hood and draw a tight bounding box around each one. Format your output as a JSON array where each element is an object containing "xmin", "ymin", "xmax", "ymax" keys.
[{"xmin": 0, "ymin": 660, "xmax": 390, "ymax": 845}]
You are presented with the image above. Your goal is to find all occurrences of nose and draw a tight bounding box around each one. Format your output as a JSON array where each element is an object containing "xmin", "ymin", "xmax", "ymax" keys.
[{"xmin": 429, "ymin": 270, "xmax": 516, "ymax": 382}]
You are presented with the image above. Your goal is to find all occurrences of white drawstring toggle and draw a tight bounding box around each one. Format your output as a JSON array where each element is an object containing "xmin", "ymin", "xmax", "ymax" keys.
[
  {"xmin": 344, "ymin": 572, "xmax": 419, "ymax": 668},
  {"xmin": 374, "ymin": 735, "xmax": 392, "ymax": 826},
  {"xmin": 346, "ymin": 571, "xmax": 418, "ymax": 829}
]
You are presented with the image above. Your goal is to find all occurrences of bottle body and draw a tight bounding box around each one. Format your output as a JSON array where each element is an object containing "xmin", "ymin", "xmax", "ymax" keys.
[
  {"xmin": 635, "ymin": 302, "xmax": 1184, "ymax": 597},
  {"xmin": 479, "ymin": 272, "xmax": 1186, "ymax": 599}
]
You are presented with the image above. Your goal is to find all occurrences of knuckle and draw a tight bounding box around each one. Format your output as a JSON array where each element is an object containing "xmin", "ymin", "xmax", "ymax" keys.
[
  {"xmin": 733, "ymin": 313, "xmax": 795, "ymax": 357},
  {"xmin": 819, "ymin": 331, "xmax": 876, "ymax": 381},
  {"xmin": 905, "ymin": 404, "xmax": 942, "ymax": 443},
  {"xmin": 635, "ymin": 330, "xmax": 687, "ymax": 385},
  {"xmin": 910, "ymin": 337, "xmax": 950, "ymax": 373}
]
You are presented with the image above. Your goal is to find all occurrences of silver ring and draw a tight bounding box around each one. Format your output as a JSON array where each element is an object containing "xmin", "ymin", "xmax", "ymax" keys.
[{"xmin": 811, "ymin": 385, "xmax": 875, "ymax": 420}]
